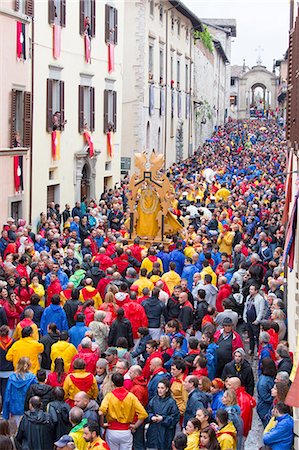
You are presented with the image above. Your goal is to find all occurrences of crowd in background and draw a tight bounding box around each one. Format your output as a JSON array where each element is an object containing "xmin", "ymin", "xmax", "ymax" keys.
[{"xmin": 0, "ymin": 118, "xmax": 294, "ymax": 450}]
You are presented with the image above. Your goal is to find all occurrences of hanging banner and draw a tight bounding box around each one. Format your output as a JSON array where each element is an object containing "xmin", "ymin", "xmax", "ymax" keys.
[
  {"xmin": 107, "ymin": 131, "xmax": 113, "ymax": 157},
  {"xmin": 85, "ymin": 34, "xmax": 91, "ymax": 63},
  {"xmin": 53, "ymin": 24, "xmax": 61, "ymax": 59},
  {"xmin": 83, "ymin": 131, "xmax": 94, "ymax": 157},
  {"xmin": 13, "ymin": 155, "xmax": 23, "ymax": 192},
  {"xmin": 16, "ymin": 22, "xmax": 26, "ymax": 60},
  {"xmin": 51, "ymin": 130, "xmax": 61, "ymax": 161},
  {"xmin": 108, "ymin": 43, "xmax": 114, "ymax": 73}
]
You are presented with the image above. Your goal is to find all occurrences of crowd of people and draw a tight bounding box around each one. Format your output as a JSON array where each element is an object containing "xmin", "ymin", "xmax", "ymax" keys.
[{"xmin": 0, "ymin": 118, "xmax": 293, "ymax": 450}]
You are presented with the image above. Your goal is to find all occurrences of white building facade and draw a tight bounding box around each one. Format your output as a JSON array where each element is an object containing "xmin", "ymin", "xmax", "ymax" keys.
[{"xmin": 31, "ymin": 0, "xmax": 124, "ymax": 226}]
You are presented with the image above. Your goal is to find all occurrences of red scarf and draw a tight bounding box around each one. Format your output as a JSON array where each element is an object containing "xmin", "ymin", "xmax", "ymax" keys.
[
  {"xmin": 0, "ymin": 336, "xmax": 13, "ymax": 351},
  {"xmin": 81, "ymin": 287, "xmax": 98, "ymax": 301},
  {"xmin": 69, "ymin": 373, "xmax": 94, "ymax": 392},
  {"xmin": 112, "ymin": 387, "xmax": 129, "ymax": 401}
]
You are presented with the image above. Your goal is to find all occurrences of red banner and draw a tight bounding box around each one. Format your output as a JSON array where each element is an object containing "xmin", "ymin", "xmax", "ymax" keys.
[
  {"xmin": 107, "ymin": 131, "xmax": 113, "ymax": 157},
  {"xmin": 85, "ymin": 34, "xmax": 91, "ymax": 63},
  {"xmin": 13, "ymin": 155, "xmax": 23, "ymax": 192},
  {"xmin": 84, "ymin": 131, "xmax": 94, "ymax": 157},
  {"xmin": 53, "ymin": 24, "xmax": 61, "ymax": 59},
  {"xmin": 108, "ymin": 43, "xmax": 114, "ymax": 73},
  {"xmin": 51, "ymin": 130, "xmax": 61, "ymax": 160},
  {"xmin": 16, "ymin": 22, "xmax": 26, "ymax": 59}
]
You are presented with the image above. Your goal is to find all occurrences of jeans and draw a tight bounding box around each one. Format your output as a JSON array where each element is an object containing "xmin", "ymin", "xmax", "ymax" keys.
[{"xmin": 247, "ymin": 321, "xmax": 260, "ymax": 353}]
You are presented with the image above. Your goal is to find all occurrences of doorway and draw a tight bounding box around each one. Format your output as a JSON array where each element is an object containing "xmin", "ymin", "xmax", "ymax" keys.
[{"xmin": 81, "ymin": 163, "xmax": 91, "ymax": 201}]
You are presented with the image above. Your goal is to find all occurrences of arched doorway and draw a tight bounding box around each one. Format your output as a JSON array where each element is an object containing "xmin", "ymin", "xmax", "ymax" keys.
[{"xmin": 81, "ymin": 163, "xmax": 91, "ymax": 201}]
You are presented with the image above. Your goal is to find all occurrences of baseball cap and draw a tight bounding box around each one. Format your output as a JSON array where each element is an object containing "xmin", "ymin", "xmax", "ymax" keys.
[
  {"xmin": 54, "ymin": 435, "xmax": 74, "ymax": 448},
  {"xmin": 222, "ymin": 317, "xmax": 233, "ymax": 326}
]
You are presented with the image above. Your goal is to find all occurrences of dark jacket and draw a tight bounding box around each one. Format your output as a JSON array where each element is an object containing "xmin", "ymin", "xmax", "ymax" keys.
[
  {"xmin": 178, "ymin": 301, "xmax": 193, "ymax": 331},
  {"xmin": 21, "ymin": 304, "xmax": 44, "ymax": 327},
  {"xmin": 141, "ymin": 296, "xmax": 167, "ymax": 328},
  {"xmin": 222, "ymin": 359, "xmax": 255, "ymax": 396},
  {"xmin": 277, "ymin": 357, "xmax": 293, "ymax": 375},
  {"xmin": 63, "ymin": 298, "xmax": 81, "ymax": 328},
  {"xmin": 86, "ymin": 267, "xmax": 105, "ymax": 287},
  {"xmin": 183, "ymin": 389, "xmax": 205, "ymax": 427},
  {"xmin": 0, "ymin": 337, "xmax": 14, "ymax": 372},
  {"xmin": 108, "ymin": 317, "xmax": 134, "ymax": 348},
  {"xmin": 47, "ymin": 400, "xmax": 71, "ymax": 440},
  {"xmin": 131, "ymin": 333, "xmax": 152, "ymax": 359},
  {"xmin": 0, "ymin": 306, "xmax": 8, "ymax": 327},
  {"xmin": 146, "ymin": 395, "xmax": 180, "ymax": 450},
  {"xmin": 16, "ymin": 409, "xmax": 54, "ymax": 450},
  {"xmin": 257, "ymin": 374, "xmax": 275, "ymax": 425},
  {"xmin": 83, "ymin": 399, "xmax": 99, "ymax": 423},
  {"xmin": 25, "ymin": 383, "xmax": 53, "ymax": 411},
  {"xmin": 148, "ymin": 369, "xmax": 171, "ymax": 401},
  {"xmin": 194, "ymin": 300, "xmax": 209, "ymax": 331},
  {"xmin": 166, "ymin": 296, "xmax": 180, "ymax": 320},
  {"xmin": 40, "ymin": 332, "xmax": 60, "ymax": 370}
]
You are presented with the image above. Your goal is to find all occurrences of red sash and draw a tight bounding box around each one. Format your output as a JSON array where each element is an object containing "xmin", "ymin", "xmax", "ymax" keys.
[{"xmin": 69, "ymin": 373, "xmax": 94, "ymax": 392}]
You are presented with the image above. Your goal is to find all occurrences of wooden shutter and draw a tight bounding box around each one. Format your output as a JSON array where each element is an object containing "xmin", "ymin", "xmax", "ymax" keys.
[
  {"xmin": 79, "ymin": 0, "xmax": 85, "ymax": 34},
  {"xmin": 112, "ymin": 90, "xmax": 117, "ymax": 132},
  {"xmin": 46, "ymin": 79, "xmax": 53, "ymax": 132},
  {"xmin": 105, "ymin": 4, "xmax": 110, "ymax": 43},
  {"xmin": 90, "ymin": 87, "xmax": 95, "ymax": 132},
  {"xmin": 49, "ymin": 0, "xmax": 55, "ymax": 24},
  {"xmin": 78, "ymin": 85, "xmax": 84, "ymax": 133},
  {"xmin": 25, "ymin": 0, "xmax": 34, "ymax": 16},
  {"xmin": 103, "ymin": 89, "xmax": 109, "ymax": 133},
  {"xmin": 91, "ymin": 0, "xmax": 96, "ymax": 37},
  {"xmin": 61, "ymin": 0, "xmax": 66, "ymax": 27},
  {"xmin": 59, "ymin": 80, "xmax": 65, "ymax": 131},
  {"xmin": 114, "ymin": 8, "xmax": 118, "ymax": 45},
  {"xmin": 15, "ymin": 0, "xmax": 20, "ymax": 11},
  {"xmin": 11, "ymin": 90, "xmax": 17, "ymax": 147},
  {"xmin": 23, "ymin": 91, "xmax": 32, "ymax": 147}
]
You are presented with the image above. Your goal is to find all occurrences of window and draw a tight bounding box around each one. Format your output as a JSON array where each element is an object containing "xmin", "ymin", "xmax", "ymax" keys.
[
  {"xmin": 170, "ymin": 54, "xmax": 174, "ymax": 85},
  {"xmin": 105, "ymin": 4, "xmax": 118, "ymax": 45},
  {"xmin": 47, "ymin": 185, "xmax": 60, "ymax": 204},
  {"xmin": 230, "ymin": 95, "xmax": 237, "ymax": 106},
  {"xmin": 149, "ymin": 44, "xmax": 154, "ymax": 80},
  {"xmin": 11, "ymin": 201, "xmax": 22, "ymax": 222},
  {"xmin": 78, "ymin": 85, "xmax": 95, "ymax": 132},
  {"xmin": 15, "ymin": 0, "xmax": 34, "ymax": 16},
  {"xmin": 159, "ymin": 4, "xmax": 163, "ymax": 22},
  {"xmin": 103, "ymin": 90, "xmax": 117, "ymax": 133},
  {"xmin": 171, "ymin": 15, "xmax": 174, "ymax": 31},
  {"xmin": 159, "ymin": 48, "xmax": 164, "ymax": 84},
  {"xmin": 186, "ymin": 27, "xmax": 189, "ymax": 41},
  {"xmin": 177, "ymin": 18, "xmax": 180, "ymax": 36},
  {"xmin": 48, "ymin": 0, "xmax": 66, "ymax": 27},
  {"xmin": 185, "ymin": 63, "xmax": 189, "ymax": 92},
  {"xmin": 230, "ymin": 78, "xmax": 235, "ymax": 86},
  {"xmin": 46, "ymin": 79, "xmax": 65, "ymax": 132},
  {"xmin": 10, "ymin": 90, "xmax": 31, "ymax": 147},
  {"xmin": 177, "ymin": 58, "xmax": 180, "ymax": 89},
  {"xmin": 149, "ymin": 0, "xmax": 154, "ymax": 17},
  {"xmin": 79, "ymin": 0, "xmax": 96, "ymax": 36}
]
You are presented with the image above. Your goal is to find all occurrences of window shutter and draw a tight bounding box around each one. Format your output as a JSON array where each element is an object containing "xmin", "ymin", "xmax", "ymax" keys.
[
  {"xmin": 112, "ymin": 90, "xmax": 117, "ymax": 132},
  {"xmin": 61, "ymin": 0, "xmax": 66, "ymax": 27},
  {"xmin": 15, "ymin": 0, "xmax": 20, "ymax": 11},
  {"xmin": 103, "ymin": 89, "xmax": 109, "ymax": 133},
  {"xmin": 48, "ymin": 0, "xmax": 55, "ymax": 24},
  {"xmin": 60, "ymin": 80, "xmax": 65, "ymax": 131},
  {"xmin": 114, "ymin": 8, "xmax": 118, "ymax": 45},
  {"xmin": 11, "ymin": 90, "xmax": 17, "ymax": 147},
  {"xmin": 46, "ymin": 79, "xmax": 53, "ymax": 132},
  {"xmin": 90, "ymin": 87, "xmax": 95, "ymax": 132},
  {"xmin": 105, "ymin": 4, "xmax": 110, "ymax": 43},
  {"xmin": 78, "ymin": 85, "xmax": 84, "ymax": 133},
  {"xmin": 79, "ymin": 0, "xmax": 85, "ymax": 35},
  {"xmin": 23, "ymin": 91, "xmax": 32, "ymax": 147},
  {"xmin": 91, "ymin": 0, "xmax": 96, "ymax": 37},
  {"xmin": 25, "ymin": 0, "xmax": 34, "ymax": 16}
]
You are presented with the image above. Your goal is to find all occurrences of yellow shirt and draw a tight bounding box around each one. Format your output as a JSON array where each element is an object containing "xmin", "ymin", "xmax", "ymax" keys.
[
  {"xmin": 200, "ymin": 266, "xmax": 217, "ymax": 286},
  {"xmin": 186, "ymin": 430, "xmax": 200, "ymax": 450},
  {"xmin": 63, "ymin": 370, "xmax": 98, "ymax": 401},
  {"xmin": 6, "ymin": 337, "xmax": 44, "ymax": 374},
  {"xmin": 29, "ymin": 283, "xmax": 45, "ymax": 307},
  {"xmin": 140, "ymin": 257, "xmax": 163, "ymax": 274},
  {"xmin": 100, "ymin": 388, "xmax": 148, "ymax": 424},
  {"xmin": 161, "ymin": 270, "xmax": 181, "ymax": 294},
  {"xmin": 215, "ymin": 188, "xmax": 231, "ymax": 202},
  {"xmin": 50, "ymin": 340, "xmax": 77, "ymax": 372},
  {"xmin": 79, "ymin": 286, "xmax": 102, "ymax": 309},
  {"xmin": 170, "ymin": 376, "xmax": 188, "ymax": 415},
  {"xmin": 13, "ymin": 321, "xmax": 39, "ymax": 341},
  {"xmin": 132, "ymin": 277, "xmax": 154, "ymax": 296},
  {"xmin": 217, "ymin": 231, "xmax": 235, "ymax": 255}
]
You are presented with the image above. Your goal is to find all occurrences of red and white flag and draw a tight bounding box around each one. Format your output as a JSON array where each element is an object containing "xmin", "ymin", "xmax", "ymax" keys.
[
  {"xmin": 108, "ymin": 43, "xmax": 114, "ymax": 73},
  {"xmin": 13, "ymin": 155, "xmax": 23, "ymax": 192},
  {"xmin": 84, "ymin": 131, "xmax": 94, "ymax": 157},
  {"xmin": 16, "ymin": 22, "xmax": 26, "ymax": 60},
  {"xmin": 51, "ymin": 130, "xmax": 61, "ymax": 160},
  {"xmin": 53, "ymin": 24, "xmax": 61, "ymax": 59},
  {"xmin": 85, "ymin": 34, "xmax": 91, "ymax": 63}
]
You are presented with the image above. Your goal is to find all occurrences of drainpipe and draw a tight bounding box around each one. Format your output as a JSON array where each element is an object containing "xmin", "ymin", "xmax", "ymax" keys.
[{"xmin": 29, "ymin": 14, "xmax": 34, "ymax": 224}]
